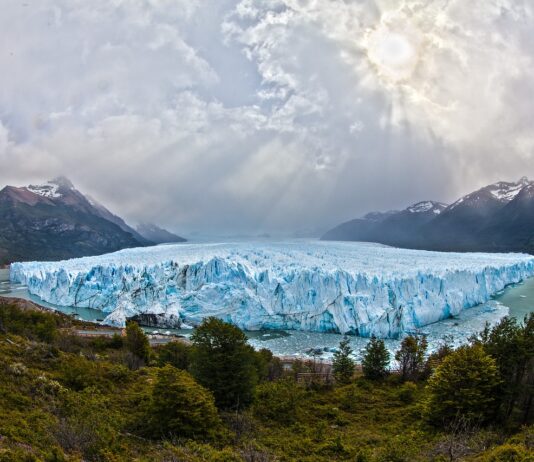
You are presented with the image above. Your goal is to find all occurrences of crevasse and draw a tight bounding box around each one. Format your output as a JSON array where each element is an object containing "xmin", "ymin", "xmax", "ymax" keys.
[{"xmin": 10, "ymin": 241, "xmax": 534, "ymax": 338}]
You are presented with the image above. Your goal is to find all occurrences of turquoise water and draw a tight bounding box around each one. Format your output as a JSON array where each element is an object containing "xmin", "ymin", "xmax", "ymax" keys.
[
  {"xmin": 494, "ymin": 277, "xmax": 534, "ymax": 321},
  {"xmin": 1, "ymin": 267, "xmax": 532, "ymax": 358}
]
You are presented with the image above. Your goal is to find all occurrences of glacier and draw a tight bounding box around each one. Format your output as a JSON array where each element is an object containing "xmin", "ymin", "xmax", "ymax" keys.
[{"xmin": 10, "ymin": 241, "xmax": 534, "ymax": 338}]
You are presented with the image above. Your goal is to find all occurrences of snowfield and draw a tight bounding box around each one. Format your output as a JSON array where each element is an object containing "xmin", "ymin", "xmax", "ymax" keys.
[{"xmin": 10, "ymin": 241, "xmax": 534, "ymax": 338}]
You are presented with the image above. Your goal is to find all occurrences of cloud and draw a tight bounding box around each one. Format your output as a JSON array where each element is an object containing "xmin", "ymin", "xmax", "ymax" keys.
[{"xmin": 1, "ymin": 0, "xmax": 533, "ymax": 235}]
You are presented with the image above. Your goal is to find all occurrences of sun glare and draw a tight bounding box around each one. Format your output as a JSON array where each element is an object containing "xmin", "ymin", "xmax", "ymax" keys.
[{"xmin": 365, "ymin": 18, "xmax": 422, "ymax": 84}]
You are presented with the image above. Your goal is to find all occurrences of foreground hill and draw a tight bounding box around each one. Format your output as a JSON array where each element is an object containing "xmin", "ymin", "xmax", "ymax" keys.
[
  {"xmin": 0, "ymin": 177, "xmax": 153, "ymax": 265},
  {"xmin": 322, "ymin": 177, "xmax": 534, "ymax": 254},
  {"xmin": 0, "ymin": 298, "xmax": 531, "ymax": 461}
]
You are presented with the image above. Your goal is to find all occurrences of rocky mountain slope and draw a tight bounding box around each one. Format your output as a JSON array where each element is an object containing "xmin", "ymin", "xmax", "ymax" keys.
[
  {"xmin": 322, "ymin": 177, "xmax": 534, "ymax": 254},
  {"xmin": 136, "ymin": 223, "xmax": 186, "ymax": 244},
  {"xmin": 0, "ymin": 177, "xmax": 153, "ymax": 264}
]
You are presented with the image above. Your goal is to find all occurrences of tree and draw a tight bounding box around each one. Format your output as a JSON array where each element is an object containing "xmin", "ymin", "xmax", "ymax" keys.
[
  {"xmin": 424, "ymin": 345, "xmax": 500, "ymax": 426},
  {"xmin": 125, "ymin": 321, "xmax": 150, "ymax": 366},
  {"xmin": 155, "ymin": 341, "xmax": 190, "ymax": 370},
  {"xmin": 333, "ymin": 336, "xmax": 355, "ymax": 385},
  {"xmin": 395, "ymin": 335, "xmax": 428, "ymax": 382},
  {"xmin": 145, "ymin": 365, "xmax": 221, "ymax": 439},
  {"xmin": 190, "ymin": 317, "xmax": 258, "ymax": 410},
  {"xmin": 473, "ymin": 314, "xmax": 534, "ymax": 423},
  {"xmin": 362, "ymin": 336, "xmax": 390, "ymax": 380}
]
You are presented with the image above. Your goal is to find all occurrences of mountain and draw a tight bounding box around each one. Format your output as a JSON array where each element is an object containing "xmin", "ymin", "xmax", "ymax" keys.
[
  {"xmin": 322, "ymin": 177, "xmax": 534, "ymax": 254},
  {"xmin": 135, "ymin": 223, "xmax": 186, "ymax": 244},
  {"xmin": 321, "ymin": 201, "xmax": 447, "ymax": 247},
  {"xmin": 0, "ymin": 177, "xmax": 153, "ymax": 265}
]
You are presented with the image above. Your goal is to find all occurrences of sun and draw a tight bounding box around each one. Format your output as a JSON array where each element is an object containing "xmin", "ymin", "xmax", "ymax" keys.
[{"xmin": 364, "ymin": 14, "xmax": 423, "ymax": 85}]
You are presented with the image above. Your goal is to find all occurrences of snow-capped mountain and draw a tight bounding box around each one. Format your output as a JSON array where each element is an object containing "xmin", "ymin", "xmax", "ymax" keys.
[
  {"xmin": 322, "ymin": 177, "xmax": 534, "ymax": 254},
  {"xmin": 321, "ymin": 199, "xmax": 449, "ymax": 244},
  {"xmin": 0, "ymin": 177, "xmax": 153, "ymax": 265},
  {"xmin": 407, "ymin": 201, "xmax": 448, "ymax": 214}
]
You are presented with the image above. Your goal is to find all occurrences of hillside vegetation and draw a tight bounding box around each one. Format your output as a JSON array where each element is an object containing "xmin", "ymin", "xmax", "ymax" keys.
[{"xmin": 0, "ymin": 300, "xmax": 532, "ymax": 461}]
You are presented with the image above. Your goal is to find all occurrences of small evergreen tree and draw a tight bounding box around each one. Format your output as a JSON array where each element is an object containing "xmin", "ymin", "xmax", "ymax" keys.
[
  {"xmin": 333, "ymin": 336, "xmax": 355, "ymax": 385},
  {"xmin": 125, "ymin": 321, "xmax": 150, "ymax": 365},
  {"xmin": 362, "ymin": 336, "xmax": 390, "ymax": 380},
  {"xmin": 190, "ymin": 317, "xmax": 258, "ymax": 410},
  {"xmin": 424, "ymin": 345, "xmax": 500, "ymax": 426},
  {"xmin": 395, "ymin": 334, "xmax": 428, "ymax": 382},
  {"xmin": 146, "ymin": 365, "xmax": 221, "ymax": 439}
]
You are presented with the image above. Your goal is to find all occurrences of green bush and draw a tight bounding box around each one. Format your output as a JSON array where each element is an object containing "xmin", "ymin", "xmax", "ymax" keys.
[
  {"xmin": 397, "ymin": 381, "xmax": 417, "ymax": 404},
  {"xmin": 480, "ymin": 444, "xmax": 530, "ymax": 462},
  {"xmin": 253, "ymin": 379, "xmax": 305, "ymax": 425},
  {"xmin": 0, "ymin": 303, "xmax": 61, "ymax": 342},
  {"xmin": 425, "ymin": 345, "xmax": 500, "ymax": 426},
  {"xmin": 144, "ymin": 365, "xmax": 222, "ymax": 439},
  {"xmin": 125, "ymin": 321, "xmax": 150, "ymax": 367},
  {"xmin": 155, "ymin": 340, "xmax": 190, "ymax": 370}
]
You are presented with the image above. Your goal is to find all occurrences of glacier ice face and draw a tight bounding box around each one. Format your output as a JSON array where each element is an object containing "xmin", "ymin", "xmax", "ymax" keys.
[{"xmin": 10, "ymin": 241, "xmax": 534, "ymax": 338}]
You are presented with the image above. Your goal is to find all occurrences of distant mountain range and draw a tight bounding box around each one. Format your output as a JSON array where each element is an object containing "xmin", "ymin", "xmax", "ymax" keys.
[
  {"xmin": 0, "ymin": 177, "xmax": 186, "ymax": 265},
  {"xmin": 322, "ymin": 177, "xmax": 534, "ymax": 254},
  {"xmin": 136, "ymin": 223, "xmax": 186, "ymax": 244}
]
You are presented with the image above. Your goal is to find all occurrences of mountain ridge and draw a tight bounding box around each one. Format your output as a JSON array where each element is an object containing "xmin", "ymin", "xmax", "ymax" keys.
[
  {"xmin": 322, "ymin": 177, "xmax": 534, "ymax": 254},
  {"xmin": 0, "ymin": 177, "xmax": 154, "ymax": 265}
]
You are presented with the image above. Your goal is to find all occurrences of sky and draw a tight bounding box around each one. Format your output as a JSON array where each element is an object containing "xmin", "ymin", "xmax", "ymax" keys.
[{"xmin": 1, "ymin": 0, "xmax": 533, "ymax": 236}]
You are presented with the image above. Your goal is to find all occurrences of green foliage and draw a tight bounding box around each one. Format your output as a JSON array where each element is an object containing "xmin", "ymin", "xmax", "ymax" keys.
[
  {"xmin": 395, "ymin": 335, "xmax": 428, "ymax": 382},
  {"xmin": 253, "ymin": 379, "xmax": 305, "ymax": 425},
  {"xmin": 0, "ymin": 303, "xmax": 60, "ymax": 342},
  {"xmin": 362, "ymin": 336, "xmax": 390, "ymax": 380},
  {"xmin": 254, "ymin": 347, "xmax": 283, "ymax": 382},
  {"xmin": 144, "ymin": 365, "xmax": 221, "ymax": 439},
  {"xmin": 333, "ymin": 336, "xmax": 355, "ymax": 385},
  {"xmin": 480, "ymin": 444, "xmax": 531, "ymax": 462},
  {"xmin": 0, "ymin": 301, "xmax": 532, "ymax": 462},
  {"xmin": 473, "ymin": 314, "xmax": 534, "ymax": 424},
  {"xmin": 425, "ymin": 345, "xmax": 500, "ymax": 426},
  {"xmin": 397, "ymin": 381, "xmax": 417, "ymax": 404},
  {"xmin": 124, "ymin": 321, "xmax": 150, "ymax": 366},
  {"xmin": 155, "ymin": 340, "xmax": 190, "ymax": 370},
  {"xmin": 190, "ymin": 317, "xmax": 258, "ymax": 410}
]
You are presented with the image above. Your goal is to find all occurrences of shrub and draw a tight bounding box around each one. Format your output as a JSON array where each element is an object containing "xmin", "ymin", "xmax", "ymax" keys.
[
  {"xmin": 398, "ymin": 381, "xmax": 417, "ymax": 404},
  {"xmin": 424, "ymin": 345, "xmax": 500, "ymax": 426},
  {"xmin": 0, "ymin": 303, "xmax": 60, "ymax": 342},
  {"xmin": 253, "ymin": 379, "xmax": 305, "ymax": 425},
  {"xmin": 155, "ymin": 340, "xmax": 191, "ymax": 370},
  {"xmin": 144, "ymin": 365, "xmax": 221, "ymax": 440},
  {"xmin": 480, "ymin": 444, "xmax": 530, "ymax": 462},
  {"xmin": 125, "ymin": 321, "xmax": 150, "ymax": 367}
]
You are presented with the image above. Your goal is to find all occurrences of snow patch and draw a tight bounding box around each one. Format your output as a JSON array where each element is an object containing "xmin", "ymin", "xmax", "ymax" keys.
[{"xmin": 27, "ymin": 182, "xmax": 61, "ymax": 198}]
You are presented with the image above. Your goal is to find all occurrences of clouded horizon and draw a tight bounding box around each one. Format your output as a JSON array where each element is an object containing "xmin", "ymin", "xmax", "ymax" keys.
[{"xmin": 1, "ymin": 0, "xmax": 533, "ymax": 236}]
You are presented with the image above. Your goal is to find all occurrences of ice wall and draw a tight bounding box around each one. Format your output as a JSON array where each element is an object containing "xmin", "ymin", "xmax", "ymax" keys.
[{"xmin": 10, "ymin": 241, "xmax": 534, "ymax": 338}]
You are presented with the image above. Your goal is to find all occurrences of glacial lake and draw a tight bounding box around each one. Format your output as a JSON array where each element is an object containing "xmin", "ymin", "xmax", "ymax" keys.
[{"xmin": 1, "ymin": 267, "xmax": 533, "ymax": 359}]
